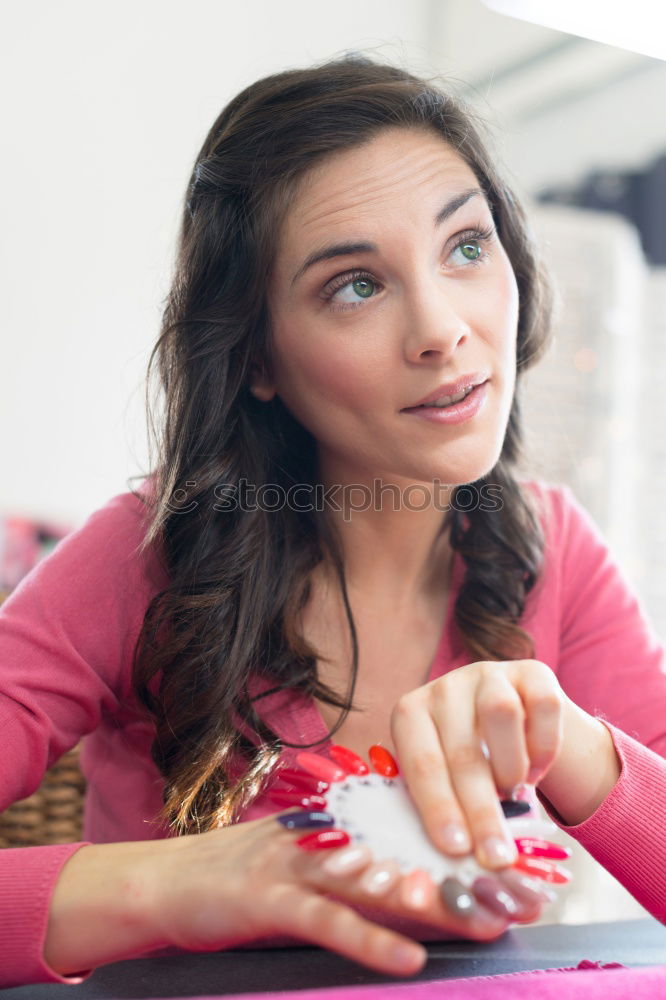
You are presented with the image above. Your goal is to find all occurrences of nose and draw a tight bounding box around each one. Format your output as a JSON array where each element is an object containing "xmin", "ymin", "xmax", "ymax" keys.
[{"xmin": 402, "ymin": 274, "xmax": 472, "ymax": 361}]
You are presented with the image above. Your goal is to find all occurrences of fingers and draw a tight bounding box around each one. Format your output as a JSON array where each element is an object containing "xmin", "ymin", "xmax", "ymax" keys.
[
  {"xmin": 393, "ymin": 690, "xmax": 517, "ymax": 871},
  {"xmin": 390, "ymin": 661, "xmax": 566, "ymax": 873},
  {"xmin": 320, "ymin": 843, "xmax": 375, "ymax": 877},
  {"xmin": 480, "ymin": 661, "xmax": 563, "ymax": 786},
  {"xmin": 269, "ymin": 881, "xmax": 427, "ymax": 976},
  {"xmin": 275, "ymin": 815, "xmax": 508, "ymax": 939},
  {"xmin": 475, "ymin": 672, "xmax": 529, "ymax": 794},
  {"xmin": 396, "ymin": 868, "xmax": 436, "ymax": 911},
  {"xmin": 388, "ymin": 866, "xmax": 547, "ymax": 933},
  {"xmin": 297, "ymin": 834, "xmax": 517, "ymax": 941},
  {"xmin": 515, "ymin": 673, "xmax": 564, "ymax": 784},
  {"xmin": 390, "ymin": 696, "xmax": 474, "ymax": 857},
  {"xmin": 267, "ymin": 799, "xmax": 548, "ymax": 950},
  {"xmin": 494, "ymin": 866, "xmax": 557, "ymax": 920},
  {"xmin": 357, "ymin": 858, "xmax": 403, "ymax": 897},
  {"xmin": 264, "ymin": 814, "xmax": 553, "ymax": 960}
]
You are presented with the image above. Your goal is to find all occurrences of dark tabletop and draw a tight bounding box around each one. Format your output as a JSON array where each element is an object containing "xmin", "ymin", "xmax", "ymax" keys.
[{"xmin": 2, "ymin": 918, "xmax": 664, "ymax": 999}]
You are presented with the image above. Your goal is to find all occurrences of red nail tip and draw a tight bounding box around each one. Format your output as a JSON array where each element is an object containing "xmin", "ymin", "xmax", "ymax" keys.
[
  {"xmin": 514, "ymin": 837, "xmax": 572, "ymax": 860},
  {"xmin": 296, "ymin": 752, "xmax": 347, "ymax": 783},
  {"xmin": 329, "ymin": 744, "xmax": 370, "ymax": 775},
  {"xmin": 369, "ymin": 744, "xmax": 399, "ymax": 777},
  {"xmin": 266, "ymin": 789, "xmax": 328, "ymax": 809},
  {"xmin": 273, "ymin": 767, "xmax": 330, "ymax": 795},
  {"xmin": 512, "ymin": 855, "xmax": 572, "ymax": 884},
  {"xmin": 295, "ymin": 829, "xmax": 351, "ymax": 851}
]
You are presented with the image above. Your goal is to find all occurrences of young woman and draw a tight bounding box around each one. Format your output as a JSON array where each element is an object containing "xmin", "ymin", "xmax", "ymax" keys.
[{"xmin": 1, "ymin": 55, "xmax": 664, "ymax": 988}]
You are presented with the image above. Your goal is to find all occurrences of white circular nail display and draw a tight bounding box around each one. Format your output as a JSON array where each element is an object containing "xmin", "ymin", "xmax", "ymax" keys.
[{"xmin": 322, "ymin": 771, "xmax": 568, "ymax": 889}]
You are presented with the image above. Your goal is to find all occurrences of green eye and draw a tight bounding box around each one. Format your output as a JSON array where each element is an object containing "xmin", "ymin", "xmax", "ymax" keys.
[
  {"xmin": 350, "ymin": 279, "xmax": 375, "ymax": 299},
  {"xmin": 323, "ymin": 269, "xmax": 378, "ymax": 310},
  {"xmin": 458, "ymin": 240, "xmax": 482, "ymax": 261}
]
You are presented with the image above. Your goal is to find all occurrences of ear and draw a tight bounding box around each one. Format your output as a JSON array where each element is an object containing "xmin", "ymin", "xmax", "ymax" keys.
[{"xmin": 248, "ymin": 354, "xmax": 276, "ymax": 403}]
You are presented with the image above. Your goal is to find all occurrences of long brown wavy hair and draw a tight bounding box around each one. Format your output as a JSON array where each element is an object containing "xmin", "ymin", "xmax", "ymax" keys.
[{"xmin": 128, "ymin": 53, "xmax": 555, "ymax": 837}]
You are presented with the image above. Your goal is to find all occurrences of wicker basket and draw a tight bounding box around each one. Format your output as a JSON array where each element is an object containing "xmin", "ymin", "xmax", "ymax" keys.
[
  {"xmin": 0, "ymin": 742, "xmax": 86, "ymax": 849},
  {"xmin": 0, "ymin": 522, "xmax": 87, "ymax": 848}
]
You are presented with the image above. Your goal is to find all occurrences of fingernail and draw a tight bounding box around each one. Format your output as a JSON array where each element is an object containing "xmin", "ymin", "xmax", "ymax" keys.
[
  {"xmin": 329, "ymin": 744, "xmax": 370, "ymax": 776},
  {"xmin": 369, "ymin": 744, "xmax": 400, "ymax": 777},
  {"xmin": 359, "ymin": 862, "xmax": 399, "ymax": 896},
  {"xmin": 500, "ymin": 799, "xmax": 531, "ymax": 818},
  {"xmin": 276, "ymin": 810, "xmax": 335, "ymax": 830},
  {"xmin": 512, "ymin": 783, "xmax": 533, "ymax": 802},
  {"xmin": 275, "ymin": 767, "xmax": 330, "ymax": 795},
  {"xmin": 472, "ymin": 876, "xmax": 520, "ymax": 918},
  {"xmin": 295, "ymin": 752, "xmax": 347, "ymax": 784},
  {"xmin": 400, "ymin": 870, "xmax": 432, "ymax": 910},
  {"xmin": 498, "ymin": 868, "xmax": 558, "ymax": 903},
  {"xmin": 514, "ymin": 837, "xmax": 572, "ymax": 860},
  {"xmin": 440, "ymin": 822, "xmax": 472, "ymax": 853},
  {"xmin": 480, "ymin": 836, "xmax": 517, "ymax": 868},
  {"xmin": 321, "ymin": 844, "xmax": 371, "ymax": 875},
  {"xmin": 439, "ymin": 876, "xmax": 477, "ymax": 917},
  {"xmin": 267, "ymin": 789, "xmax": 328, "ymax": 809},
  {"xmin": 295, "ymin": 829, "xmax": 351, "ymax": 851},
  {"xmin": 513, "ymin": 856, "xmax": 572, "ymax": 884},
  {"xmin": 391, "ymin": 942, "xmax": 427, "ymax": 971}
]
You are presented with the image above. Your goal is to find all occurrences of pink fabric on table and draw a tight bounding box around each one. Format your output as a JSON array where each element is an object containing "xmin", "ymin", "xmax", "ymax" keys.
[
  {"xmin": 1, "ymin": 476, "xmax": 665, "ymax": 986},
  {"xmin": 136, "ymin": 962, "xmax": 666, "ymax": 1000}
]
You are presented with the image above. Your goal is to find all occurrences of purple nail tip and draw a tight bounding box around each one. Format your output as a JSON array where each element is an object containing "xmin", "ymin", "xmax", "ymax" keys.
[
  {"xmin": 276, "ymin": 810, "xmax": 336, "ymax": 830},
  {"xmin": 500, "ymin": 799, "xmax": 531, "ymax": 818}
]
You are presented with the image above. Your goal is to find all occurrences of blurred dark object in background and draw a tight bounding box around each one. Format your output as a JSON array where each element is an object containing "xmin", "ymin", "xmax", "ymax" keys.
[
  {"xmin": 0, "ymin": 515, "xmax": 71, "ymax": 604},
  {"xmin": 538, "ymin": 153, "xmax": 666, "ymax": 265}
]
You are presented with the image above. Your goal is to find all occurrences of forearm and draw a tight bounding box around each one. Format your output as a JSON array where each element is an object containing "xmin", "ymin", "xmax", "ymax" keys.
[
  {"xmin": 43, "ymin": 838, "xmax": 174, "ymax": 977},
  {"xmin": 535, "ymin": 697, "xmax": 622, "ymax": 826}
]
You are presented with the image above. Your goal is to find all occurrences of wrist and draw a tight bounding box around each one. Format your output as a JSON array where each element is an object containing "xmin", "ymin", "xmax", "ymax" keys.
[
  {"xmin": 535, "ymin": 698, "xmax": 621, "ymax": 826},
  {"xmin": 44, "ymin": 838, "xmax": 175, "ymax": 977}
]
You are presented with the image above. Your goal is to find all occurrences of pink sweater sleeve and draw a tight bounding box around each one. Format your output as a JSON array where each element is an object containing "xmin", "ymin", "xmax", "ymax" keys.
[
  {"xmin": 0, "ymin": 843, "xmax": 94, "ymax": 985},
  {"xmin": 537, "ymin": 721, "xmax": 666, "ymax": 920},
  {"xmin": 0, "ymin": 486, "xmax": 158, "ymax": 986},
  {"xmin": 534, "ymin": 485, "xmax": 666, "ymax": 920}
]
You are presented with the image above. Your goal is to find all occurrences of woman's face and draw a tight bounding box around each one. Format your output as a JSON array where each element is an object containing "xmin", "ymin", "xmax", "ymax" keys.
[{"xmin": 262, "ymin": 126, "xmax": 519, "ymax": 491}]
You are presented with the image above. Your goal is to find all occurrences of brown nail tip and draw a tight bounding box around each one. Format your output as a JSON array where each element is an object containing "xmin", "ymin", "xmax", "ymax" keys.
[
  {"xmin": 471, "ymin": 876, "xmax": 520, "ymax": 918},
  {"xmin": 439, "ymin": 875, "xmax": 476, "ymax": 917},
  {"xmin": 498, "ymin": 868, "xmax": 558, "ymax": 903}
]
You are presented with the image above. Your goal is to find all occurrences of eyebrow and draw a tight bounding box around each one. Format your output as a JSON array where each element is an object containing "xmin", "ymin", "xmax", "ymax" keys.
[{"xmin": 290, "ymin": 186, "xmax": 486, "ymax": 288}]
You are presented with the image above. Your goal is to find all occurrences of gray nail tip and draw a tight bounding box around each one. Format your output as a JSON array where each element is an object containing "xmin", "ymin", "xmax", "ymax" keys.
[{"xmin": 439, "ymin": 875, "xmax": 476, "ymax": 916}]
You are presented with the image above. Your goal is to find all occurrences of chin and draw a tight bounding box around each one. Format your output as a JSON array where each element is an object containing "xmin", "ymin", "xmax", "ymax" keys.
[{"xmin": 424, "ymin": 452, "xmax": 501, "ymax": 488}]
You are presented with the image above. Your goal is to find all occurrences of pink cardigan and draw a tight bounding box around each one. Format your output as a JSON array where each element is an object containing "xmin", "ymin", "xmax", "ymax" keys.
[{"xmin": 0, "ymin": 479, "xmax": 665, "ymax": 986}]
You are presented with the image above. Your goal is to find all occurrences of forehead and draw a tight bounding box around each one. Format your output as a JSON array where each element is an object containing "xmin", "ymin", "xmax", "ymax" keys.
[{"xmin": 285, "ymin": 128, "xmax": 479, "ymax": 242}]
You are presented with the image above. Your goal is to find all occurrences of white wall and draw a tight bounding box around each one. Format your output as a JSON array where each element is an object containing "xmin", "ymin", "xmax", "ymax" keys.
[{"xmin": 0, "ymin": 0, "xmax": 431, "ymax": 525}]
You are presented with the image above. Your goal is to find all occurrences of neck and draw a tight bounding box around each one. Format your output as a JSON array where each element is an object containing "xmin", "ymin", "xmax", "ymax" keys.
[{"xmin": 316, "ymin": 468, "xmax": 454, "ymax": 611}]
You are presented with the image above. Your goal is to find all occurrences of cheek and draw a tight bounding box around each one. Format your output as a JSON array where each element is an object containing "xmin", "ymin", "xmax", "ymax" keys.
[
  {"xmin": 487, "ymin": 261, "xmax": 519, "ymax": 347},
  {"xmin": 273, "ymin": 337, "xmax": 377, "ymax": 424}
]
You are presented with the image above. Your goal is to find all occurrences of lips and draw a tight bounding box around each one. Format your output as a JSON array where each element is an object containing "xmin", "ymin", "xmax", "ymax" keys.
[{"xmin": 403, "ymin": 372, "xmax": 490, "ymax": 409}]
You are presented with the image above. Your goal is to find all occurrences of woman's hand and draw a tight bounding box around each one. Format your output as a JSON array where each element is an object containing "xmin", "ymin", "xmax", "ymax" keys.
[
  {"xmin": 389, "ymin": 659, "xmax": 566, "ymax": 870},
  {"xmin": 45, "ymin": 807, "xmax": 552, "ymax": 982},
  {"xmin": 152, "ymin": 809, "xmax": 549, "ymax": 976}
]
